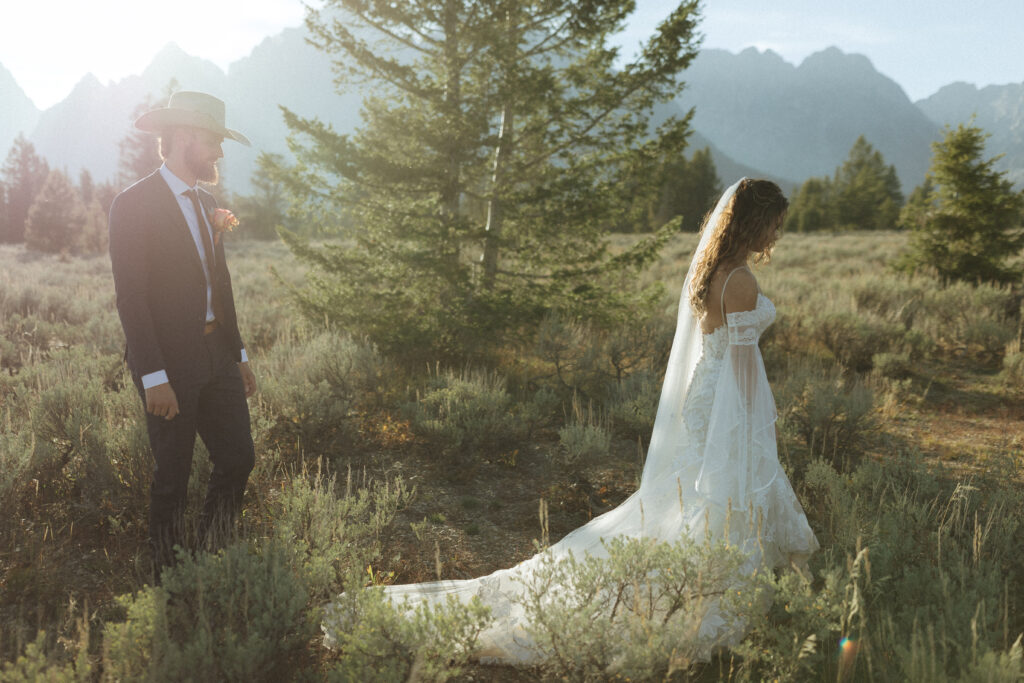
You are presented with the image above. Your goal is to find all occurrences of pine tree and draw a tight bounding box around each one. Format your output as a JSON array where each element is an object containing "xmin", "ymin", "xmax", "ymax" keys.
[
  {"xmin": 832, "ymin": 136, "xmax": 902, "ymax": 230},
  {"xmin": 897, "ymin": 177, "xmax": 936, "ymax": 231},
  {"xmin": 899, "ymin": 123, "xmax": 1024, "ymax": 283},
  {"xmin": 785, "ymin": 136, "xmax": 903, "ymax": 232},
  {"xmin": 76, "ymin": 199, "xmax": 109, "ymax": 255},
  {"xmin": 0, "ymin": 135, "xmax": 50, "ymax": 243},
  {"xmin": 79, "ymin": 169, "xmax": 95, "ymax": 205},
  {"xmin": 0, "ymin": 180, "xmax": 8, "ymax": 240},
  {"xmin": 784, "ymin": 177, "xmax": 834, "ymax": 233},
  {"xmin": 118, "ymin": 84, "xmax": 176, "ymax": 186},
  {"xmin": 24, "ymin": 170, "xmax": 84, "ymax": 254},
  {"xmin": 278, "ymin": 0, "xmax": 702, "ymax": 360},
  {"xmin": 233, "ymin": 153, "xmax": 288, "ymax": 240},
  {"xmin": 645, "ymin": 146, "xmax": 722, "ymax": 232}
]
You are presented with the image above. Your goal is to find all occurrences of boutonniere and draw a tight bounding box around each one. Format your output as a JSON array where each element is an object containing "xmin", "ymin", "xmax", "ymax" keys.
[{"xmin": 209, "ymin": 208, "xmax": 240, "ymax": 244}]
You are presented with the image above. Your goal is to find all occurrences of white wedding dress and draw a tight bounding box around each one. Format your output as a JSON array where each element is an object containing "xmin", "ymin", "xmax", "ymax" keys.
[{"xmin": 323, "ymin": 179, "xmax": 819, "ymax": 664}]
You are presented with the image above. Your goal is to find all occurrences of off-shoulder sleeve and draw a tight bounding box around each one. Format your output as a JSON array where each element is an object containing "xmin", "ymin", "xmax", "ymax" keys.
[{"xmin": 694, "ymin": 308, "xmax": 780, "ymax": 515}]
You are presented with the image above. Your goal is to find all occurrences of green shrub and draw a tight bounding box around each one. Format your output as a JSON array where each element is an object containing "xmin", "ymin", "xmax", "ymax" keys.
[
  {"xmin": 797, "ymin": 455, "xmax": 1024, "ymax": 681},
  {"xmin": 258, "ymin": 332, "xmax": 384, "ymax": 458},
  {"xmin": 557, "ymin": 395, "xmax": 611, "ymax": 466},
  {"xmin": 852, "ymin": 276, "xmax": 926, "ymax": 325},
  {"xmin": 901, "ymin": 328, "xmax": 936, "ymax": 362},
  {"xmin": 271, "ymin": 466, "xmax": 413, "ymax": 601},
  {"xmin": 606, "ymin": 369, "xmax": 660, "ymax": 437},
  {"xmin": 533, "ymin": 313, "xmax": 603, "ymax": 395},
  {"xmin": 1002, "ymin": 344, "xmax": 1024, "ymax": 386},
  {"xmin": 917, "ymin": 281, "xmax": 1017, "ymax": 358},
  {"xmin": 601, "ymin": 317, "xmax": 674, "ymax": 386},
  {"xmin": 102, "ymin": 541, "xmax": 310, "ymax": 682},
  {"xmin": 777, "ymin": 360, "xmax": 875, "ymax": 474},
  {"xmin": 732, "ymin": 549, "xmax": 865, "ymax": 681},
  {"xmin": 519, "ymin": 536, "xmax": 756, "ymax": 681},
  {"xmin": 0, "ymin": 629, "xmax": 91, "ymax": 683},
  {"xmin": 406, "ymin": 366, "xmax": 525, "ymax": 465},
  {"xmin": 0, "ymin": 430, "xmax": 35, "ymax": 514},
  {"xmin": 0, "ymin": 347, "xmax": 150, "ymax": 528},
  {"xmin": 873, "ymin": 351, "xmax": 913, "ymax": 379},
  {"xmin": 322, "ymin": 587, "xmax": 492, "ymax": 682},
  {"xmin": 516, "ymin": 386, "xmax": 562, "ymax": 435},
  {"xmin": 811, "ymin": 312, "xmax": 903, "ymax": 373}
]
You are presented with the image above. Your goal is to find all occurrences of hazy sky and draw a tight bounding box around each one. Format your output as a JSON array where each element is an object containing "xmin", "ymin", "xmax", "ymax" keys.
[{"xmin": 3, "ymin": 0, "xmax": 1022, "ymax": 109}]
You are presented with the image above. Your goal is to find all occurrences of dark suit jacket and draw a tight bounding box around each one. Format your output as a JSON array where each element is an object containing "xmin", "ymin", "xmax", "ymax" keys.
[{"xmin": 109, "ymin": 170, "xmax": 245, "ymax": 388}]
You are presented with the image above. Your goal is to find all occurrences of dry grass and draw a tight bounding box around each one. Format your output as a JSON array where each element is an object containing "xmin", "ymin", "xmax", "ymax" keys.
[{"xmin": 0, "ymin": 230, "xmax": 1021, "ymax": 679}]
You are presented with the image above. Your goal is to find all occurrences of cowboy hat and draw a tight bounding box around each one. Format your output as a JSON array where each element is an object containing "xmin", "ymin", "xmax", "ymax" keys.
[{"xmin": 135, "ymin": 91, "xmax": 251, "ymax": 146}]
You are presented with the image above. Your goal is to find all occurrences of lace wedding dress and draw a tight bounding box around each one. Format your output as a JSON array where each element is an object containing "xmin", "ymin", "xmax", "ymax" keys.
[{"xmin": 323, "ymin": 179, "xmax": 819, "ymax": 663}]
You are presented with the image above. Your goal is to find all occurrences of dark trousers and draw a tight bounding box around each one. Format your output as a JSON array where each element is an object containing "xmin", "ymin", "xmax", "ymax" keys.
[{"xmin": 134, "ymin": 326, "xmax": 255, "ymax": 581}]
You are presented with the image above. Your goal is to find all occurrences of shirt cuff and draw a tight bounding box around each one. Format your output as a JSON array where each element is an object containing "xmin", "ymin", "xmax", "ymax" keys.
[
  {"xmin": 141, "ymin": 370, "xmax": 169, "ymax": 389},
  {"xmin": 240, "ymin": 348, "xmax": 248, "ymax": 363}
]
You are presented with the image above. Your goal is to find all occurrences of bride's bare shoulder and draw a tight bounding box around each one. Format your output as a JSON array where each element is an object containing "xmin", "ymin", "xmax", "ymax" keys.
[{"xmin": 720, "ymin": 267, "xmax": 758, "ymax": 315}]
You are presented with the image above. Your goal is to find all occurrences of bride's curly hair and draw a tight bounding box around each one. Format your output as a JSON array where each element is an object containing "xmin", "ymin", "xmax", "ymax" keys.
[{"xmin": 688, "ymin": 179, "xmax": 788, "ymax": 317}]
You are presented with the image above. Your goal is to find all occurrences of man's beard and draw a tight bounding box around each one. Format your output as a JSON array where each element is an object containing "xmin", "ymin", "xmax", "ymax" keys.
[{"xmin": 186, "ymin": 146, "xmax": 219, "ymax": 184}]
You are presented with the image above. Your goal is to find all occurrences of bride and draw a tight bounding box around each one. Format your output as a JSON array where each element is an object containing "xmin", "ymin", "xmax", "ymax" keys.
[{"xmin": 324, "ymin": 178, "xmax": 819, "ymax": 663}]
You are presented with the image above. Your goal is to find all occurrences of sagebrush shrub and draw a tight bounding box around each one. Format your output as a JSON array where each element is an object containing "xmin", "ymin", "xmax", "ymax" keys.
[
  {"xmin": 1002, "ymin": 343, "xmax": 1024, "ymax": 386},
  {"xmin": 731, "ymin": 552, "xmax": 862, "ymax": 681},
  {"xmin": 776, "ymin": 360, "xmax": 875, "ymax": 475},
  {"xmin": 811, "ymin": 312, "xmax": 903, "ymax": 373},
  {"xmin": 519, "ymin": 536, "xmax": 757, "ymax": 681},
  {"xmin": 872, "ymin": 351, "xmax": 913, "ymax": 379},
  {"xmin": 797, "ymin": 455, "xmax": 1024, "ymax": 681},
  {"xmin": 322, "ymin": 587, "xmax": 492, "ymax": 682},
  {"xmin": 257, "ymin": 332, "xmax": 384, "ymax": 459},
  {"xmin": 557, "ymin": 395, "xmax": 612, "ymax": 466},
  {"xmin": 270, "ymin": 466, "xmax": 413, "ymax": 601},
  {"xmin": 605, "ymin": 369, "xmax": 660, "ymax": 437},
  {"xmin": 406, "ymin": 366, "xmax": 525, "ymax": 465},
  {"xmin": 103, "ymin": 541, "xmax": 311, "ymax": 682},
  {"xmin": 917, "ymin": 281, "xmax": 1017, "ymax": 358}
]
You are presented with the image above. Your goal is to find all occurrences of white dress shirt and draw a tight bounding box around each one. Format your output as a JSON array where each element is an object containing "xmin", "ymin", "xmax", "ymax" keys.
[{"xmin": 140, "ymin": 165, "xmax": 247, "ymax": 389}]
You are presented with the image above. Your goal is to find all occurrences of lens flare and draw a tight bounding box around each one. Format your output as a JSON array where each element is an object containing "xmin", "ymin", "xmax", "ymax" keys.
[{"xmin": 838, "ymin": 637, "xmax": 859, "ymax": 679}]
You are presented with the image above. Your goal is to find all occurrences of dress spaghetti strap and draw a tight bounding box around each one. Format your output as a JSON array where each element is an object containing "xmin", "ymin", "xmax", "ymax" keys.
[{"xmin": 720, "ymin": 266, "xmax": 751, "ymax": 320}]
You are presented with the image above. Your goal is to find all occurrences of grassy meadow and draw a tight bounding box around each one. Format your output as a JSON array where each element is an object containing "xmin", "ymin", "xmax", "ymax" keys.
[{"xmin": 1, "ymin": 230, "xmax": 1023, "ymax": 681}]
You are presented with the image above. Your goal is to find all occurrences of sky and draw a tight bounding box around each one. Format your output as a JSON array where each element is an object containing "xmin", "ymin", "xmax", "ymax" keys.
[{"xmin": 2, "ymin": 0, "xmax": 1022, "ymax": 110}]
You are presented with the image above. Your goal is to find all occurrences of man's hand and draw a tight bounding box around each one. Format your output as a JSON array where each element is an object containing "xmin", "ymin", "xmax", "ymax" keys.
[
  {"xmin": 238, "ymin": 361, "xmax": 257, "ymax": 398},
  {"xmin": 145, "ymin": 383, "xmax": 180, "ymax": 420}
]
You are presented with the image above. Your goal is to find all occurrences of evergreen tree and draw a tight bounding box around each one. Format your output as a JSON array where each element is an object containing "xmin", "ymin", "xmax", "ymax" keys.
[
  {"xmin": 899, "ymin": 123, "xmax": 1024, "ymax": 283},
  {"xmin": 76, "ymin": 199, "xmax": 109, "ymax": 255},
  {"xmin": 24, "ymin": 169, "xmax": 84, "ymax": 254},
  {"xmin": 94, "ymin": 180, "xmax": 120, "ymax": 216},
  {"xmin": 784, "ymin": 136, "xmax": 902, "ymax": 232},
  {"xmin": 784, "ymin": 177, "xmax": 834, "ymax": 233},
  {"xmin": 78, "ymin": 169, "xmax": 95, "ymax": 204},
  {"xmin": 832, "ymin": 135, "xmax": 902, "ymax": 230},
  {"xmin": 278, "ymin": 0, "xmax": 702, "ymax": 360},
  {"xmin": 0, "ymin": 180, "xmax": 7, "ymax": 240},
  {"xmin": 118, "ymin": 84, "xmax": 175, "ymax": 186},
  {"xmin": 897, "ymin": 177, "xmax": 936, "ymax": 231},
  {"xmin": 0, "ymin": 135, "xmax": 50, "ymax": 243},
  {"xmin": 234, "ymin": 153, "xmax": 288, "ymax": 240},
  {"xmin": 652, "ymin": 146, "xmax": 722, "ymax": 232}
]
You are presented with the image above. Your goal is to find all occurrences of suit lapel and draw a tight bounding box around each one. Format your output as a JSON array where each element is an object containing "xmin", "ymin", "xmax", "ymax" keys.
[{"xmin": 145, "ymin": 172, "xmax": 206, "ymax": 281}]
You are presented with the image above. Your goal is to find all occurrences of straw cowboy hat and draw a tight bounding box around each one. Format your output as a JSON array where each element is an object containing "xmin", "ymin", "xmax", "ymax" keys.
[{"xmin": 135, "ymin": 91, "xmax": 251, "ymax": 146}]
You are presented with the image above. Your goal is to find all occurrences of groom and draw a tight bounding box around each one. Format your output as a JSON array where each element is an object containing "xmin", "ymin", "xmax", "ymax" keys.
[{"xmin": 108, "ymin": 91, "xmax": 256, "ymax": 582}]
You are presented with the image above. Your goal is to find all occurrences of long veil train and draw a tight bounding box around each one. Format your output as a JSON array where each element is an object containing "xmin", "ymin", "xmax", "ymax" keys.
[{"xmin": 323, "ymin": 178, "xmax": 819, "ymax": 663}]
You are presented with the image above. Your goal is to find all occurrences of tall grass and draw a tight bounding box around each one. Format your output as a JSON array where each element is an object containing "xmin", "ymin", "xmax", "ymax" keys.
[{"xmin": 1, "ymin": 231, "xmax": 1022, "ymax": 680}]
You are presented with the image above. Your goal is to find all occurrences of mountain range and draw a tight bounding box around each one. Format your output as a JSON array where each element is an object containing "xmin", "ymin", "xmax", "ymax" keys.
[{"xmin": 1, "ymin": 27, "xmax": 1022, "ymax": 195}]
